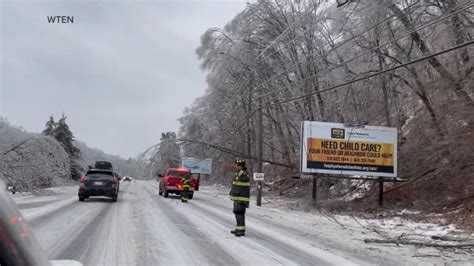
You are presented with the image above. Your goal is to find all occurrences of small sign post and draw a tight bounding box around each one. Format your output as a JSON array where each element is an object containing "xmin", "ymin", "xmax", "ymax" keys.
[{"xmin": 254, "ymin": 173, "xmax": 264, "ymax": 206}]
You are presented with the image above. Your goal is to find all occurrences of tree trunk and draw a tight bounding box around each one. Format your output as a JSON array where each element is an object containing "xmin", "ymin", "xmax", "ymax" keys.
[{"xmin": 388, "ymin": 3, "xmax": 473, "ymax": 103}]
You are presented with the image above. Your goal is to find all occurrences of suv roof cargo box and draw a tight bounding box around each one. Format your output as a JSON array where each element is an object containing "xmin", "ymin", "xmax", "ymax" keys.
[{"xmin": 94, "ymin": 161, "xmax": 113, "ymax": 170}]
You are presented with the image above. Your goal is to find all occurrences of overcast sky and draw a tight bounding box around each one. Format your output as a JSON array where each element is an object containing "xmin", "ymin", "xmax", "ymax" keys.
[{"xmin": 1, "ymin": 0, "xmax": 247, "ymax": 159}]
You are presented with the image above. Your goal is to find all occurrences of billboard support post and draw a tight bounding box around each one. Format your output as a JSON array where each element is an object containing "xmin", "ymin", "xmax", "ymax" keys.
[
  {"xmin": 312, "ymin": 176, "xmax": 317, "ymax": 202},
  {"xmin": 378, "ymin": 177, "xmax": 384, "ymax": 206}
]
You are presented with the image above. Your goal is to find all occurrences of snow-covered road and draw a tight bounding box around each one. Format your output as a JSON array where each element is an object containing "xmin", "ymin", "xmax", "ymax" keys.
[{"xmin": 15, "ymin": 181, "xmax": 473, "ymax": 265}]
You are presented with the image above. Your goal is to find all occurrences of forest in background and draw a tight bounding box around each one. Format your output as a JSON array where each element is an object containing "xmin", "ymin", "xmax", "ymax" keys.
[
  {"xmin": 177, "ymin": 0, "xmax": 473, "ymax": 226},
  {"xmin": 0, "ymin": 117, "xmax": 144, "ymax": 191}
]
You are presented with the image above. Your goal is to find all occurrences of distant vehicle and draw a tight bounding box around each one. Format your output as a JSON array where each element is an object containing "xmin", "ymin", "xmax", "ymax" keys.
[
  {"xmin": 158, "ymin": 168, "xmax": 199, "ymax": 199},
  {"xmin": 6, "ymin": 183, "xmax": 16, "ymax": 194},
  {"xmin": 94, "ymin": 161, "xmax": 113, "ymax": 170},
  {"xmin": 114, "ymin": 172, "xmax": 122, "ymax": 181},
  {"xmin": 123, "ymin": 176, "xmax": 132, "ymax": 182},
  {"xmin": 78, "ymin": 169, "xmax": 120, "ymax": 202}
]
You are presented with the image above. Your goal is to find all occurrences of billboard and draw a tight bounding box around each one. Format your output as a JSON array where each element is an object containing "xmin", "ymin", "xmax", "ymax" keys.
[
  {"xmin": 300, "ymin": 121, "xmax": 397, "ymax": 177},
  {"xmin": 181, "ymin": 158, "xmax": 212, "ymax": 174}
]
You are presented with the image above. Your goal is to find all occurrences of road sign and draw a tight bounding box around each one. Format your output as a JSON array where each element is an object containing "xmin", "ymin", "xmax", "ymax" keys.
[
  {"xmin": 181, "ymin": 158, "xmax": 212, "ymax": 174},
  {"xmin": 253, "ymin": 173, "xmax": 264, "ymax": 181}
]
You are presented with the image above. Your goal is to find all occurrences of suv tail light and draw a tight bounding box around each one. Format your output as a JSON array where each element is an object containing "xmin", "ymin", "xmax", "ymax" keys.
[
  {"xmin": 80, "ymin": 176, "xmax": 85, "ymax": 182},
  {"xmin": 112, "ymin": 177, "xmax": 118, "ymax": 184}
]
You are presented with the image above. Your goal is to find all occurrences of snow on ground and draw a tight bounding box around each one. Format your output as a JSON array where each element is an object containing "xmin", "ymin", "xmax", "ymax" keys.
[
  {"xmin": 201, "ymin": 185, "xmax": 470, "ymax": 239},
  {"xmin": 199, "ymin": 185, "xmax": 474, "ymax": 265},
  {"xmin": 7, "ymin": 181, "xmax": 473, "ymax": 265}
]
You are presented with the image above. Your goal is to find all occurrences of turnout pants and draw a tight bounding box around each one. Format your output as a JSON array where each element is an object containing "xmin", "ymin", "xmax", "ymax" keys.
[
  {"xmin": 181, "ymin": 188, "xmax": 189, "ymax": 202},
  {"xmin": 233, "ymin": 202, "xmax": 246, "ymax": 231}
]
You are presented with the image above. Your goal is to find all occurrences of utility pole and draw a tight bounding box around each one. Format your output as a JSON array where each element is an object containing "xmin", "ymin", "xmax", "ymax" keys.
[{"xmin": 256, "ymin": 98, "xmax": 263, "ymax": 207}]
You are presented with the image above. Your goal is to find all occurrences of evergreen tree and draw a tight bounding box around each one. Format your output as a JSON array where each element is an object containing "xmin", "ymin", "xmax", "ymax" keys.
[
  {"xmin": 44, "ymin": 114, "xmax": 83, "ymax": 180},
  {"xmin": 42, "ymin": 115, "xmax": 56, "ymax": 136},
  {"xmin": 52, "ymin": 115, "xmax": 80, "ymax": 157}
]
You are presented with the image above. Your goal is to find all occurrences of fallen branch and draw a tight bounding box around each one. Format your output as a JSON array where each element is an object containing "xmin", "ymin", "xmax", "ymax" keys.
[
  {"xmin": 364, "ymin": 238, "xmax": 474, "ymax": 248},
  {"xmin": 431, "ymin": 235, "xmax": 474, "ymax": 242},
  {"xmin": 383, "ymin": 168, "xmax": 437, "ymax": 194},
  {"xmin": 318, "ymin": 208, "xmax": 346, "ymax": 229},
  {"xmin": 2, "ymin": 138, "xmax": 32, "ymax": 155},
  {"xmin": 412, "ymin": 254, "xmax": 441, "ymax": 258},
  {"xmin": 350, "ymin": 214, "xmax": 387, "ymax": 238}
]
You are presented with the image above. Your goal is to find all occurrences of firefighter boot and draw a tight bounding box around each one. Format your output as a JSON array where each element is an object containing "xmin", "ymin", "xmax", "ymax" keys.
[
  {"xmin": 234, "ymin": 230, "xmax": 245, "ymax": 237},
  {"xmin": 230, "ymin": 230, "xmax": 237, "ymax": 234}
]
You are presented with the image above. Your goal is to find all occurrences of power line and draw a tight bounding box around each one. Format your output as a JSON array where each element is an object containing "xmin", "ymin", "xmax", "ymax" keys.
[
  {"xmin": 223, "ymin": 0, "xmax": 421, "ymax": 118},
  {"xmin": 223, "ymin": 39, "xmax": 473, "ymax": 141},
  {"xmin": 195, "ymin": 37, "xmax": 471, "ymax": 168},
  {"xmin": 257, "ymin": 0, "xmax": 412, "ymax": 76},
  {"xmin": 252, "ymin": 0, "xmax": 358, "ymax": 63},
  {"xmin": 266, "ymin": 39, "xmax": 473, "ymax": 107},
  {"xmin": 210, "ymin": 14, "xmax": 304, "ymax": 136},
  {"xmin": 252, "ymin": 1, "xmax": 321, "ymax": 62},
  {"xmin": 214, "ymin": 1, "xmax": 323, "ymax": 123},
  {"xmin": 209, "ymin": 1, "xmax": 371, "ymax": 125},
  {"xmin": 198, "ymin": 1, "xmax": 472, "ymax": 157},
  {"xmin": 214, "ymin": 0, "xmax": 420, "ymax": 139},
  {"xmin": 255, "ymin": 0, "xmax": 472, "ymax": 101}
]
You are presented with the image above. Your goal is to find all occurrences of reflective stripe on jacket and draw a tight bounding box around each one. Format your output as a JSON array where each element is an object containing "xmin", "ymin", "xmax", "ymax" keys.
[
  {"xmin": 229, "ymin": 169, "xmax": 250, "ymax": 205},
  {"xmin": 181, "ymin": 177, "xmax": 191, "ymax": 188}
]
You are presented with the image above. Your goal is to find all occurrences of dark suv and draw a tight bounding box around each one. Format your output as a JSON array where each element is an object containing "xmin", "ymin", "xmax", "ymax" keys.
[{"xmin": 78, "ymin": 169, "xmax": 119, "ymax": 202}]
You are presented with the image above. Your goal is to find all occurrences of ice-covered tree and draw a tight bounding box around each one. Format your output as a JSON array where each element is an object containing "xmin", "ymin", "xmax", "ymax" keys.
[
  {"xmin": 0, "ymin": 119, "xmax": 71, "ymax": 191},
  {"xmin": 43, "ymin": 114, "xmax": 83, "ymax": 180},
  {"xmin": 75, "ymin": 140, "xmax": 145, "ymax": 178},
  {"xmin": 142, "ymin": 132, "xmax": 181, "ymax": 178},
  {"xmin": 42, "ymin": 115, "xmax": 56, "ymax": 136},
  {"xmin": 179, "ymin": 0, "xmax": 474, "ymax": 192}
]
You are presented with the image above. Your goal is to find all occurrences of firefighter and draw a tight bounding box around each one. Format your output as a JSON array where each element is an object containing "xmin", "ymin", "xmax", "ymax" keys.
[
  {"xmin": 181, "ymin": 174, "xmax": 191, "ymax": 203},
  {"xmin": 229, "ymin": 159, "xmax": 250, "ymax": 237}
]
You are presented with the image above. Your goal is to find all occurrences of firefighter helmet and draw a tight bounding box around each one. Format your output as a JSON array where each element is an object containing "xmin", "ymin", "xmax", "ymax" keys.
[{"xmin": 234, "ymin": 159, "xmax": 246, "ymax": 166}]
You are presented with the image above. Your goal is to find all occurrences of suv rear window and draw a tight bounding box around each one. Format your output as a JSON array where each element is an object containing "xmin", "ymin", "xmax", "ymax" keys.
[
  {"xmin": 168, "ymin": 171, "xmax": 189, "ymax": 177},
  {"xmin": 86, "ymin": 171, "xmax": 114, "ymax": 178},
  {"xmin": 86, "ymin": 173, "xmax": 114, "ymax": 179}
]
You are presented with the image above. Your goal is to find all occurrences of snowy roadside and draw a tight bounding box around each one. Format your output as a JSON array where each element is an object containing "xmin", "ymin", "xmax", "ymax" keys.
[
  {"xmin": 201, "ymin": 185, "xmax": 472, "ymax": 238},
  {"xmin": 199, "ymin": 185, "xmax": 474, "ymax": 264},
  {"xmin": 11, "ymin": 185, "xmax": 78, "ymax": 204},
  {"xmin": 10, "ymin": 185, "xmax": 79, "ymax": 225},
  {"xmin": 7, "ymin": 182, "xmax": 473, "ymax": 264}
]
